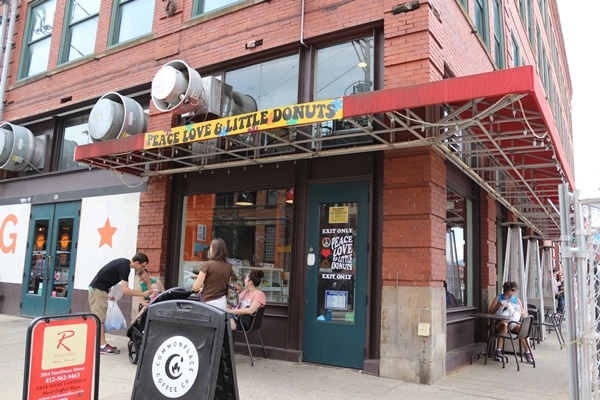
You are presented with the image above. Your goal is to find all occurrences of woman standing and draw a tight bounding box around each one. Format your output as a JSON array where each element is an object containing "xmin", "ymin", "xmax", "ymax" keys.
[
  {"xmin": 192, "ymin": 238, "xmax": 233, "ymax": 311},
  {"xmin": 228, "ymin": 269, "xmax": 267, "ymax": 331}
]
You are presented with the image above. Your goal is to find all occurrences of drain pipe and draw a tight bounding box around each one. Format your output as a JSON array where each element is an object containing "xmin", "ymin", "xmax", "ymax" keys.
[
  {"xmin": 299, "ymin": 0, "xmax": 308, "ymax": 48},
  {"xmin": 0, "ymin": 2, "xmax": 9, "ymax": 67},
  {"xmin": 0, "ymin": 0, "xmax": 18, "ymax": 121}
]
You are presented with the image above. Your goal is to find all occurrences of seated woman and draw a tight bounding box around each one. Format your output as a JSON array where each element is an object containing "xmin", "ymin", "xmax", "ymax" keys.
[
  {"xmin": 227, "ymin": 269, "xmax": 266, "ymax": 331},
  {"xmin": 488, "ymin": 281, "xmax": 533, "ymax": 364},
  {"xmin": 137, "ymin": 268, "xmax": 165, "ymax": 311}
]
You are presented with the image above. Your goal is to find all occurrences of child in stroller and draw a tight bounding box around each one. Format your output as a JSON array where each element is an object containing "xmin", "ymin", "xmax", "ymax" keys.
[{"xmin": 126, "ymin": 286, "xmax": 193, "ymax": 364}]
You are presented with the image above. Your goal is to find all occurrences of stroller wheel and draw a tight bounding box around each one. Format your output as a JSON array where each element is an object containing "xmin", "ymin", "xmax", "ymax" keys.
[{"xmin": 128, "ymin": 340, "xmax": 138, "ymax": 364}]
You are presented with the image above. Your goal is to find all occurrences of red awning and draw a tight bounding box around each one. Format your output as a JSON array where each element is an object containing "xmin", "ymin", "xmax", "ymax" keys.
[{"xmin": 75, "ymin": 66, "xmax": 572, "ymax": 238}]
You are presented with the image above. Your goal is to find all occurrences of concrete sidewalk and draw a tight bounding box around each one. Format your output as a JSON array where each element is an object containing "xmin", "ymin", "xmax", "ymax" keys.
[{"xmin": 1, "ymin": 314, "xmax": 569, "ymax": 399}]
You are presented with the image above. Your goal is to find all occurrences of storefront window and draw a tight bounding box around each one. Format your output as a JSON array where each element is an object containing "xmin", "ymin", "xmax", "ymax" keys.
[
  {"xmin": 179, "ymin": 188, "xmax": 293, "ymax": 303},
  {"xmin": 446, "ymin": 187, "xmax": 473, "ymax": 307}
]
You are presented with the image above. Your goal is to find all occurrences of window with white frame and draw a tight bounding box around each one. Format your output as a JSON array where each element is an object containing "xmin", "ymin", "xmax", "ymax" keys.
[
  {"xmin": 20, "ymin": 0, "xmax": 57, "ymax": 79},
  {"xmin": 109, "ymin": 0, "xmax": 154, "ymax": 45},
  {"xmin": 60, "ymin": 0, "xmax": 100, "ymax": 63}
]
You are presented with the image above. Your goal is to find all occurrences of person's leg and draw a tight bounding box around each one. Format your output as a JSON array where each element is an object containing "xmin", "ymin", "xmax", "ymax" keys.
[
  {"xmin": 89, "ymin": 288, "xmax": 118, "ymax": 354},
  {"xmin": 495, "ymin": 322, "xmax": 507, "ymax": 360}
]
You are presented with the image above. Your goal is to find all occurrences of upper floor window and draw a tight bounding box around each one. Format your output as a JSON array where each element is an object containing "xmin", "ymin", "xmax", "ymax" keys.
[
  {"xmin": 109, "ymin": 0, "xmax": 154, "ymax": 45},
  {"xmin": 474, "ymin": 0, "xmax": 489, "ymax": 47},
  {"xmin": 59, "ymin": 115, "xmax": 91, "ymax": 171},
  {"xmin": 20, "ymin": 0, "xmax": 57, "ymax": 79},
  {"xmin": 60, "ymin": 0, "xmax": 100, "ymax": 63},
  {"xmin": 193, "ymin": 0, "xmax": 241, "ymax": 16},
  {"xmin": 224, "ymin": 54, "xmax": 300, "ymax": 109},
  {"xmin": 492, "ymin": 0, "xmax": 504, "ymax": 68},
  {"xmin": 313, "ymin": 37, "xmax": 375, "ymax": 147},
  {"xmin": 314, "ymin": 37, "xmax": 374, "ymax": 99},
  {"xmin": 512, "ymin": 33, "xmax": 521, "ymax": 67}
]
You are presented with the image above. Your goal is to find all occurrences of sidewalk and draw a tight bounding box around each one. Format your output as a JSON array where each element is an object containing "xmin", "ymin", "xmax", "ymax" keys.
[{"xmin": 1, "ymin": 314, "xmax": 569, "ymax": 399}]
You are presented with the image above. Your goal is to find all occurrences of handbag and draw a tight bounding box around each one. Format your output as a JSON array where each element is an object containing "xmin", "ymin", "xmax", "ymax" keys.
[{"xmin": 227, "ymin": 279, "xmax": 240, "ymax": 307}]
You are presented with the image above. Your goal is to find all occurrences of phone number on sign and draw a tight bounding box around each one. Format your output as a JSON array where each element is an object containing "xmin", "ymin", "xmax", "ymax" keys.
[{"xmin": 45, "ymin": 373, "xmax": 80, "ymax": 383}]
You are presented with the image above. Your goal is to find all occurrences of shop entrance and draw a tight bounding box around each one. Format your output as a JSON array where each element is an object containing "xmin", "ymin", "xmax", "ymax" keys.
[
  {"xmin": 302, "ymin": 181, "xmax": 369, "ymax": 369},
  {"xmin": 21, "ymin": 202, "xmax": 80, "ymax": 317}
]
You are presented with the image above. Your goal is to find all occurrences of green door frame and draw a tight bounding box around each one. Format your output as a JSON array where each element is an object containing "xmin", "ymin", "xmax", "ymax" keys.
[
  {"xmin": 21, "ymin": 202, "xmax": 80, "ymax": 317},
  {"xmin": 302, "ymin": 181, "xmax": 369, "ymax": 368}
]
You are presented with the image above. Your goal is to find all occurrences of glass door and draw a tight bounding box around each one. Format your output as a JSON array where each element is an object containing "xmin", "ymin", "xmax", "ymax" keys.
[
  {"xmin": 21, "ymin": 202, "xmax": 80, "ymax": 317},
  {"xmin": 302, "ymin": 181, "xmax": 369, "ymax": 368}
]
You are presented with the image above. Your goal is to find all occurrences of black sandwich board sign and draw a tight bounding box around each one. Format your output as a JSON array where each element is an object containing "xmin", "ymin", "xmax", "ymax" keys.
[
  {"xmin": 23, "ymin": 313, "xmax": 101, "ymax": 400},
  {"xmin": 130, "ymin": 300, "xmax": 239, "ymax": 400}
]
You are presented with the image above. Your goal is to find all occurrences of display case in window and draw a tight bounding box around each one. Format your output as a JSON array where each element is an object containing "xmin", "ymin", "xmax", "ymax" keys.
[{"xmin": 235, "ymin": 266, "xmax": 283, "ymax": 303}]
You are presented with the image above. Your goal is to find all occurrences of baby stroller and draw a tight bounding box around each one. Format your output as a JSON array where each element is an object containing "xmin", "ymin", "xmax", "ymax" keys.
[{"xmin": 126, "ymin": 286, "xmax": 193, "ymax": 364}]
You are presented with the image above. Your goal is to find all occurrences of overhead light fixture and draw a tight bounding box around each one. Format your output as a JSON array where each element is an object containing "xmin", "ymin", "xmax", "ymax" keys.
[
  {"xmin": 286, "ymin": 188, "xmax": 294, "ymax": 204},
  {"xmin": 357, "ymin": 61, "xmax": 368, "ymax": 68},
  {"xmin": 392, "ymin": 1, "xmax": 420, "ymax": 15},
  {"xmin": 236, "ymin": 192, "xmax": 255, "ymax": 206}
]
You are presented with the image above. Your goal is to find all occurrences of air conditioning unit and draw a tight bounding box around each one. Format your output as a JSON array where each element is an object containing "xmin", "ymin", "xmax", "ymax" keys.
[
  {"xmin": 88, "ymin": 92, "xmax": 147, "ymax": 141},
  {"xmin": 151, "ymin": 60, "xmax": 205, "ymax": 115},
  {"xmin": 152, "ymin": 60, "xmax": 257, "ymax": 118},
  {"xmin": 0, "ymin": 122, "xmax": 46, "ymax": 171}
]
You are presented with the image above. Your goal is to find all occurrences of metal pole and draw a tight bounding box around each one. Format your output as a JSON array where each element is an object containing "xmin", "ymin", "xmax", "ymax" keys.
[
  {"xmin": 0, "ymin": 0, "xmax": 18, "ymax": 121},
  {"xmin": 573, "ymin": 190, "xmax": 592, "ymax": 400},
  {"xmin": 559, "ymin": 184, "xmax": 579, "ymax": 400}
]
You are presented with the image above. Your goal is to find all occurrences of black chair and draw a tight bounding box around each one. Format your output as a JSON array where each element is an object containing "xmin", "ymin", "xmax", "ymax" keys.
[
  {"xmin": 538, "ymin": 309, "xmax": 565, "ymax": 349},
  {"xmin": 237, "ymin": 306, "xmax": 267, "ymax": 366},
  {"xmin": 486, "ymin": 315, "xmax": 535, "ymax": 371},
  {"xmin": 527, "ymin": 304, "xmax": 542, "ymax": 349}
]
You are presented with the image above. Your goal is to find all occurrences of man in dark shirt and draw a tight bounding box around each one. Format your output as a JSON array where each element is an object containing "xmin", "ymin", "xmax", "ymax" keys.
[{"xmin": 89, "ymin": 253, "xmax": 150, "ymax": 354}]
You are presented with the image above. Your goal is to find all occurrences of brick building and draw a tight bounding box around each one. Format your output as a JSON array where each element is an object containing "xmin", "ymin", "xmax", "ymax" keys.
[{"xmin": 0, "ymin": 0, "xmax": 573, "ymax": 384}]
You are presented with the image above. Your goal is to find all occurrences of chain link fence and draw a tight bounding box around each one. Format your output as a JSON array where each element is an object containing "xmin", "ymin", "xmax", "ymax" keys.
[{"xmin": 558, "ymin": 186, "xmax": 600, "ymax": 400}]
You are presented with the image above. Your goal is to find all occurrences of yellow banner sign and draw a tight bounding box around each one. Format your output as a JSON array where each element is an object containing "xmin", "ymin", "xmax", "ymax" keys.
[{"xmin": 144, "ymin": 98, "xmax": 344, "ymax": 150}]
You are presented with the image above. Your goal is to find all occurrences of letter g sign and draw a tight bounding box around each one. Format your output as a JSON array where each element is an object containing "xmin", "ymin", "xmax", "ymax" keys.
[{"xmin": 0, "ymin": 214, "xmax": 17, "ymax": 253}]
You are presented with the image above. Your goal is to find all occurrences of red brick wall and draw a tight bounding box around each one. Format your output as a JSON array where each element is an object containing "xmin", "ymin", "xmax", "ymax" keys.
[
  {"xmin": 137, "ymin": 176, "xmax": 171, "ymax": 276},
  {"xmin": 382, "ymin": 147, "xmax": 446, "ymax": 287},
  {"xmin": 480, "ymin": 188, "xmax": 497, "ymax": 289}
]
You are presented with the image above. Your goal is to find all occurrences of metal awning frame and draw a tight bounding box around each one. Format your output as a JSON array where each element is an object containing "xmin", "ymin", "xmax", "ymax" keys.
[{"xmin": 75, "ymin": 66, "xmax": 572, "ymax": 239}]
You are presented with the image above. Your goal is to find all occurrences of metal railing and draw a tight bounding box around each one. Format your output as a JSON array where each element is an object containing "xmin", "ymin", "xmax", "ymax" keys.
[{"xmin": 559, "ymin": 185, "xmax": 600, "ymax": 400}]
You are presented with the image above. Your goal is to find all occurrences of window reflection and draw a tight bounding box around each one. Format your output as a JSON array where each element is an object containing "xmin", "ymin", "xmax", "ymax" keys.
[
  {"xmin": 114, "ymin": 0, "xmax": 154, "ymax": 44},
  {"xmin": 446, "ymin": 188, "xmax": 468, "ymax": 308},
  {"xmin": 22, "ymin": 0, "xmax": 56, "ymax": 78},
  {"xmin": 225, "ymin": 54, "xmax": 299, "ymax": 109},
  {"xmin": 63, "ymin": 0, "xmax": 100, "ymax": 63},
  {"xmin": 180, "ymin": 188, "xmax": 293, "ymax": 303},
  {"xmin": 314, "ymin": 37, "xmax": 374, "ymax": 147},
  {"xmin": 60, "ymin": 115, "xmax": 91, "ymax": 171},
  {"xmin": 195, "ymin": 0, "xmax": 241, "ymax": 15}
]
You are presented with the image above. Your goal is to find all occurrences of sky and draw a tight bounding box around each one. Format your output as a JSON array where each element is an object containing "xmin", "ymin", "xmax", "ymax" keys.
[{"xmin": 557, "ymin": 1, "xmax": 600, "ymax": 196}]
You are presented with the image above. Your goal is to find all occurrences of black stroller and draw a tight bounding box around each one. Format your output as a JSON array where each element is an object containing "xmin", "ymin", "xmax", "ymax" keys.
[{"xmin": 126, "ymin": 286, "xmax": 193, "ymax": 364}]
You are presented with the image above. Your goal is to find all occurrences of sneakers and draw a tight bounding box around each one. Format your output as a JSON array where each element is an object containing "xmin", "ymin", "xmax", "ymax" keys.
[
  {"xmin": 494, "ymin": 349, "xmax": 503, "ymax": 362},
  {"xmin": 525, "ymin": 352, "xmax": 534, "ymax": 364},
  {"xmin": 100, "ymin": 343, "xmax": 120, "ymax": 355}
]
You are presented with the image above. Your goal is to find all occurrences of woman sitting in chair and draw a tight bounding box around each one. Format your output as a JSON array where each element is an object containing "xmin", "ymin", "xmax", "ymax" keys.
[
  {"xmin": 227, "ymin": 269, "xmax": 267, "ymax": 331},
  {"xmin": 489, "ymin": 281, "xmax": 534, "ymax": 364}
]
